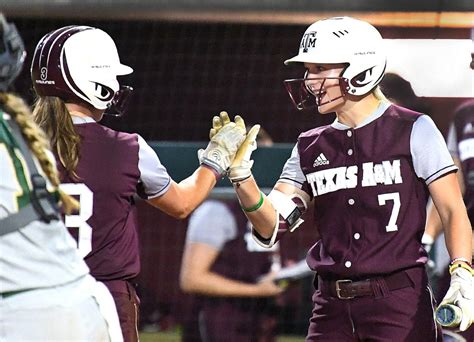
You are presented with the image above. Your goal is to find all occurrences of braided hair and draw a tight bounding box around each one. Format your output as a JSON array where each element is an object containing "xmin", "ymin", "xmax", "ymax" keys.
[{"xmin": 0, "ymin": 92, "xmax": 79, "ymax": 214}]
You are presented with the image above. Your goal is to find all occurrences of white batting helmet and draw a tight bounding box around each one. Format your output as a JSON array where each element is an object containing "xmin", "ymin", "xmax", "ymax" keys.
[
  {"xmin": 31, "ymin": 26, "xmax": 133, "ymax": 112},
  {"xmin": 285, "ymin": 16, "xmax": 386, "ymax": 96}
]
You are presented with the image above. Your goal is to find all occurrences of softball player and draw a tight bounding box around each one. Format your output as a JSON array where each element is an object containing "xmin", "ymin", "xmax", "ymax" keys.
[
  {"xmin": 30, "ymin": 25, "xmax": 247, "ymax": 342},
  {"xmin": 0, "ymin": 14, "xmax": 121, "ymax": 341},
  {"xmin": 226, "ymin": 17, "xmax": 473, "ymax": 341}
]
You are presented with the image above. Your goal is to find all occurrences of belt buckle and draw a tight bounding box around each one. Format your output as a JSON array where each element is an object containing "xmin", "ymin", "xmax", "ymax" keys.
[{"xmin": 335, "ymin": 279, "xmax": 354, "ymax": 299}]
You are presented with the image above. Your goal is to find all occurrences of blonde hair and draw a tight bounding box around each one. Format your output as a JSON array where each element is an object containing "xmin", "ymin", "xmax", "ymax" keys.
[
  {"xmin": 373, "ymin": 86, "xmax": 388, "ymax": 102},
  {"xmin": 33, "ymin": 96, "xmax": 81, "ymax": 180},
  {"xmin": 0, "ymin": 92, "xmax": 78, "ymax": 214}
]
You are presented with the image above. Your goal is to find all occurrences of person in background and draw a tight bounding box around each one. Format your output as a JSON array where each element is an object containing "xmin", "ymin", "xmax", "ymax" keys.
[
  {"xmin": 425, "ymin": 100, "xmax": 474, "ymax": 342},
  {"xmin": 180, "ymin": 127, "xmax": 285, "ymax": 342},
  {"xmin": 30, "ymin": 25, "xmax": 248, "ymax": 342},
  {"xmin": 379, "ymin": 72, "xmax": 431, "ymax": 114},
  {"xmin": 0, "ymin": 14, "xmax": 122, "ymax": 341},
  {"xmin": 226, "ymin": 16, "xmax": 473, "ymax": 340}
]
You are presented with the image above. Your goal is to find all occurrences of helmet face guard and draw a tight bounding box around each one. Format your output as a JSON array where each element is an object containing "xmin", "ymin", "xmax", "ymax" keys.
[
  {"xmin": 284, "ymin": 76, "xmax": 349, "ymax": 111},
  {"xmin": 105, "ymin": 85, "xmax": 133, "ymax": 117}
]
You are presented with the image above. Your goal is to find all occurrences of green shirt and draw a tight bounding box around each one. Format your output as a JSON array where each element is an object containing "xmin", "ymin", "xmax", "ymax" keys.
[{"xmin": 0, "ymin": 110, "xmax": 30, "ymax": 214}]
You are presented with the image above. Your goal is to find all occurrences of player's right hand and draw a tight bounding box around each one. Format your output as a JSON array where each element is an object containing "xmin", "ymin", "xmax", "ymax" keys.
[
  {"xmin": 198, "ymin": 111, "xmax": 246, "ymax": 177},
  {"xmin": 440, "ymin": 266, "xmax": 474, "ymax": 331}
]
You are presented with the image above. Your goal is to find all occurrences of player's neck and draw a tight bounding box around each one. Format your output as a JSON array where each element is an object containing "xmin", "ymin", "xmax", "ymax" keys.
[
  {"xmin": 335, "ymin": 94, "xmax": 383, "ymax": 128},
  {"xmin": 66, "ymin": 103, "xmax": 103, "ymax": 122}
]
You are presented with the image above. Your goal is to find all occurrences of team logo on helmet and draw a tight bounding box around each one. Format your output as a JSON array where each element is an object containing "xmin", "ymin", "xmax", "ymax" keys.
[
  {"xmin": 300, "ymin": 31, "xmax": 317, "ymax": 53},
  {"xmin": 350, "ymin": 66, "xmax": 376, "ymax": 88},
  {"xmin": 93, "ymin": 82, "xmax": 115, "ymax": 102}
]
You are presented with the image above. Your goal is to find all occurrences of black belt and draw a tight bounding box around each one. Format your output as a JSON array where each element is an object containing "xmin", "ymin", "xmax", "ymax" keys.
[{"xmin": 320, "ymin": 270, "xmax": 413, "ymax": 300}]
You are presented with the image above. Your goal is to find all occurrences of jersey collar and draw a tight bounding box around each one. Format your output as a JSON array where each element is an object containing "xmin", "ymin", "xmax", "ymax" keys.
[
  {"xmin": 331, "ymin": 101, "xmax": 392, "ymax": 131},
  {"xmin": 71, "ymin": 115, "xmax": 96, "ymax": 125}
]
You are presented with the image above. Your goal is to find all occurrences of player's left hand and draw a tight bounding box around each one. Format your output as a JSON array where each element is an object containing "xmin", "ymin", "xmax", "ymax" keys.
[
  {"xmin": 228, "ymin": 124, "xmax": 260, "ymax": 183},
  {"xmin": 440, "ymin": 266, "xmax": 474, "ymax": 331}
]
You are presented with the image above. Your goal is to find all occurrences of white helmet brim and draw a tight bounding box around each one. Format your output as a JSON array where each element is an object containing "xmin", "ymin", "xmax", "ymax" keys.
[
  {"xmin": 116, "ymin": 63, "xmax": 133, "ymax": 75},
  {"xmin": 284, "ymin": 55, "xmax": 303, "ymax": 65}
]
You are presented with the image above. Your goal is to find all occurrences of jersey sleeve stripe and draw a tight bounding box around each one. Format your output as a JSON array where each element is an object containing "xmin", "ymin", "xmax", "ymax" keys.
[
  {"xmin": 424, "ymin": 164, "xmax": 458, "ymax": 185},
  {"xmin": 146, "ymin": 177, "xmax": 171, "ymax": 199},
  {"xmin": 278, "ymin": 177, "xmax": 304, "ymax": 186}
]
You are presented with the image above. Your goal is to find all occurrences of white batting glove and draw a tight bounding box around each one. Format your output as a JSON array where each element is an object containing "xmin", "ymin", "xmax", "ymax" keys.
[
  {"xmin": 228, "ymin": 124, "xmax": 260, "ymax": 183},
  {"xmin": 440, "ymin": 267, "xmax": 474, "ymax": 331},
  {"xmin": 198, "ymin": 112, "xmax": 246, "ymax": 177}
]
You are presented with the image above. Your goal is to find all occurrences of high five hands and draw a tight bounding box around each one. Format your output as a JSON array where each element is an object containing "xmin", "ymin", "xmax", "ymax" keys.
[{"xmin": 199, "ymin": 111, "xmax": 260, "ymax": 180}]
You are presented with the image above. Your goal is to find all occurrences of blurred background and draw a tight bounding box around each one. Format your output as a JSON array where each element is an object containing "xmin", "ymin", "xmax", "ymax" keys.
[{"xmin": 3, "ymin": 0, "xmax": 473, "ymax": 340}]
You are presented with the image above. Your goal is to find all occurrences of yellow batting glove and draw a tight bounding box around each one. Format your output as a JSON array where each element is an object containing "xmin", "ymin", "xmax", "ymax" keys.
[
  {"xmin": 209, "ymin": 111, "xmax": 230, "ymax": 140},
  {"xmin": 199, "ymin": 112, "xmax": 247, "ymax": 177},
  {"xmin": 440, "ymin": 266, "xmax": 474, "ymax": 331},
  {"xmin": 228, "ymin": 124, "xmax": 260, "ymax": 183}
]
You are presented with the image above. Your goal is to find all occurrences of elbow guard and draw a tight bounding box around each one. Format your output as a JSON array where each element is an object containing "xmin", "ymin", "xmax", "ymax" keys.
[{"xmin": 252, "ymin": 190, "xmax": 307, "ymax": 248}]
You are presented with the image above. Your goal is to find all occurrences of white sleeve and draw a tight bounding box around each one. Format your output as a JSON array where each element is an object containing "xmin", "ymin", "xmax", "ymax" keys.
[
  {"xmin": 410, "ymin": 115, "xmax": 457, "ymax": 185},
  {"xmin": 278, "ymin": 144, "xmax": 306, "ymax": 189},
  {"xmin": 137, "ymin": 135, "xmax": 171, "ymax": 199},
  {"xmin": 446, "ymin": 122, "xmax": 458, "ymax": 157},
  {"xmin": 185, "ymin": 201, "xmax": 237, "ymax": 251}
]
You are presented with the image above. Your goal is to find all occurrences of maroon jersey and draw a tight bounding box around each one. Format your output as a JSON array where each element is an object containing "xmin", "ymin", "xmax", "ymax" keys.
[
  {"xmin": 59, "ymin": 121, "xmax": 141, "ymax": 280},
  {"xmin": 275, "ymin": 103, "xmax": 456, "ymax": 279}
]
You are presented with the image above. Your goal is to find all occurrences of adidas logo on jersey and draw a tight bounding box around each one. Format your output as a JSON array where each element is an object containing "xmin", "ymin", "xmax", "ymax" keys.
[{"xmin": 313, "ymin": 153, "xmax": 330, "ymax": 167}]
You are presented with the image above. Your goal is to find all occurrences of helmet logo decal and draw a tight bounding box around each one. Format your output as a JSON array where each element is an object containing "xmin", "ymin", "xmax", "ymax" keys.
[
  {"xmin": 351, "ymin": 67, "xmax": 375, "ymax": 87},
  {"xmin": 93, "ymin": 82, "xmax": 115, "ymax": 101},
  {"xmin": 301, "ymin": 31, "xmax": 317, "ymax": 53}
]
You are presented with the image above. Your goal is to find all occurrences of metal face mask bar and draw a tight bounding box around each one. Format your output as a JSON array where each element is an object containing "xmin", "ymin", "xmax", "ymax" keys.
[
  {"xmin": 284, "ymin": 76, "xmax": 349, "ymax": 111},
  {"xmin": 105, "ymin": 85, "xmax": 134, "ymax": 117}
]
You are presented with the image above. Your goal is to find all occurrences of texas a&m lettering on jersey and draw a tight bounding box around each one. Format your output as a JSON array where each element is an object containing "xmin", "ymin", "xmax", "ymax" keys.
[
  {"xmin": 287, "ymin": 103, "xmax": 460, "ymax": 279},
  {"xmin": 306, "ymin": 159, "xmax": 402, "ymax": 197}
]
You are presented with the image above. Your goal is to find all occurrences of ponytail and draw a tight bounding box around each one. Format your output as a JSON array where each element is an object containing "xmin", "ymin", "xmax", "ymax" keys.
[{"xmin": 33, "ymin": 96, "xmax": 81, "ymax": 180}]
